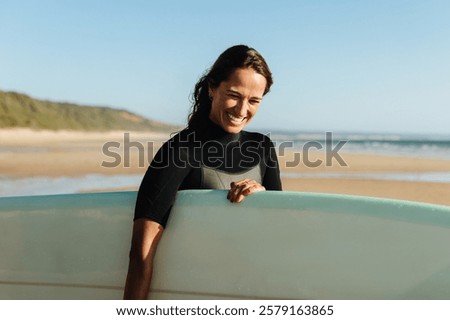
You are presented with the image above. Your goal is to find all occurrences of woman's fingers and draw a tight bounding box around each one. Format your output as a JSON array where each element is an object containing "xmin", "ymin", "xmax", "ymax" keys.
[
  {"xmin": 227, "ymin": 179, "xmax": 265, "ymax": 203},
  {"xmin": 227, "ymin": 179, "xmax": 248, "ymax": 201},
  {"xmin": 241, "ymin": 182, "xmax": 265, "ymax": 196}
]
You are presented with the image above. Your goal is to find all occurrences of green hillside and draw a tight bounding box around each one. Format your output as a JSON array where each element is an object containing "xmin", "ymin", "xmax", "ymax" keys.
[{"xmin": 0, "ymin": 90, "xmax": 178, "ymax": 131}]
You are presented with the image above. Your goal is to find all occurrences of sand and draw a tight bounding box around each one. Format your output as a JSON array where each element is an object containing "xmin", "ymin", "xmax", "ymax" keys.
[
  {"xmin": 0, "ymin": 128, "xmax": 169, "ymax": 177},
  {"xmin": 1, "ymin": 128, "xmax": 450, "ymax": 206}
]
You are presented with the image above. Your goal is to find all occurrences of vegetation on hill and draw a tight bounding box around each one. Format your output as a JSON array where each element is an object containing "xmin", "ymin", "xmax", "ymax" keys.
[{"xmin": 0, "ymin": 90, "xmax": 178, "ymax": 131}]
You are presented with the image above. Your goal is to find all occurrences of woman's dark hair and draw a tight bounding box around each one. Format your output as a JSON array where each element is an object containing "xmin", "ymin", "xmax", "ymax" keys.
[{"xmin": 187, "ymin": 45, "xmax": 273, "ymax": 130}]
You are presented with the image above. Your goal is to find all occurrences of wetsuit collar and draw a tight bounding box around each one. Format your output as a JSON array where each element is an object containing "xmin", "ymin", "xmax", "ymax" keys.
[{"xmin": 198, "ymin": 118, "xmax": 242, "ymax": 144}]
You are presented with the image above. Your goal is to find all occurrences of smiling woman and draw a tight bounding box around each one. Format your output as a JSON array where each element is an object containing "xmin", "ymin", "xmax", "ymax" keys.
[{"xmin": 123, "ymin": 45, "xmax": 282, "ymax": 299}]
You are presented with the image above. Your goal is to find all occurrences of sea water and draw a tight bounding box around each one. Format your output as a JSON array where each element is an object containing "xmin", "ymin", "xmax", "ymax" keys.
[
  {"xmin": 0, "ymin": 174, "xmax": 143, "ymax": 197},
  {"xmin": 270, "ymin": 131, "xmax": 450, "ymax": 160}
]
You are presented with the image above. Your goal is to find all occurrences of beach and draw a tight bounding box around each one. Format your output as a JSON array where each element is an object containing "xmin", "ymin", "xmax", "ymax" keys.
[{"xmin": 1, "ymin": 128, "xmax": 450, "ymax": 206}]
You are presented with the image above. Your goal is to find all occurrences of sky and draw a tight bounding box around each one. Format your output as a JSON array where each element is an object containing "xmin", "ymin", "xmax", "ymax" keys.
[{"xmin": 1, "ymin": 0, "xmax": 449, "ymax": 135}]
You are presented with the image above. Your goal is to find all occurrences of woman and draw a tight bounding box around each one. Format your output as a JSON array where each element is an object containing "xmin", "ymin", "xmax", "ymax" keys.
[{"xmin": 123, "ymin": 44, "xmax": 282, "ymax": 299}]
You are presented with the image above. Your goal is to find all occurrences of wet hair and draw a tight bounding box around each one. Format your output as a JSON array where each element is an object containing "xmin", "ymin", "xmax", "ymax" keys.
[{"xmin": 187, "ymin": 45, "xmax": 273, "ymax": 130}]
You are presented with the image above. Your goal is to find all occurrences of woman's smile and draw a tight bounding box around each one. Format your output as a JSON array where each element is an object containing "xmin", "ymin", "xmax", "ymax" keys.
[{"xmin": 226, "ymin": 112, "xmax": 246, "ymax": 123}]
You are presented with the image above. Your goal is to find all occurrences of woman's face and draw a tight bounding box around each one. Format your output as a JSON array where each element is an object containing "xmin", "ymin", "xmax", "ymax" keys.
[{"xmin": 209, "ymin": 67, "xmax": 267, "ymax": 134}]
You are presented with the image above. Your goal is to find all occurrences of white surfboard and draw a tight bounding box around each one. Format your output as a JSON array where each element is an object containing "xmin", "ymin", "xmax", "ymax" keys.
[{"xmin": 1, "ymin": 190, "xmax": 450, "ymax": 299}]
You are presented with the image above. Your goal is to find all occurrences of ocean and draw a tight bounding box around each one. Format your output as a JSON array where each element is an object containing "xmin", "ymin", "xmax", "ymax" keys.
[
  {"xmin": 269, "ymin": 131, "xmax": 450, "ymax": 160},
  {"xmin": 0, "ymin": 174, "xmax": 143, "ymax": 198}
]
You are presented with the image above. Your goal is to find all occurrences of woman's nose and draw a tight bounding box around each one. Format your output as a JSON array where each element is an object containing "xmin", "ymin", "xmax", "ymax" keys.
[{"xmin": 235, "ymin": 99, "xmax": 249, "ymax": 116}]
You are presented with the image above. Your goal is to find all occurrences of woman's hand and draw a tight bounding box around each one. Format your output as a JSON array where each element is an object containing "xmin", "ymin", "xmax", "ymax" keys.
[{"xmin": 227, "ymin": 179, "xmax": 265, "ymax": 203}]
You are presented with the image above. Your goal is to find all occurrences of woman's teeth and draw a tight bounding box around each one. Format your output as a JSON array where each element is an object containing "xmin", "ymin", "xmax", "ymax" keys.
[{"xmin": 227, "ymin": 113, "xmax": 245, "ymax": 122}]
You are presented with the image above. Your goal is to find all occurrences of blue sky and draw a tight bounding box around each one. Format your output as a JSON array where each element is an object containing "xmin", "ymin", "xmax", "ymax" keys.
[{"xmin": 1, "ymin": 0, "xmax": 449, "ymax": 134}]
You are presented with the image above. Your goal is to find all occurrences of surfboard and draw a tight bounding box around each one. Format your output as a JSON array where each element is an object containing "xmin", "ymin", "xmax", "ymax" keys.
[{"xmin": 1, "ymin": 190, "xmax": 450, "ymax": 299}]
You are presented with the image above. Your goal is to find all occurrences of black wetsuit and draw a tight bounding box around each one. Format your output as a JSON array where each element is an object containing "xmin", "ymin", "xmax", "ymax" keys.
[{"xmin": 134, "ymin": 119, "xmax": 282, "ymax": 227}]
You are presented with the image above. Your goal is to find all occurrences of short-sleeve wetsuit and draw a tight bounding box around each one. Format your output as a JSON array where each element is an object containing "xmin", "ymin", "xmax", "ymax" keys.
[{"xmin": 134, "ymin": 118, "xmax": 282, "ymax": 227}]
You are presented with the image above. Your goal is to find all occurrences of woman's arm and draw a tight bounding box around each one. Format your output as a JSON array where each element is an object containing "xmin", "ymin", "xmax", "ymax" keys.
[
  {"xmin": 123, "ymin": 219, "xmax": 164, "ymax": 300},
  {"xmin": 262, "ymin": 136, "xmax": 282, "ymax": 191}
]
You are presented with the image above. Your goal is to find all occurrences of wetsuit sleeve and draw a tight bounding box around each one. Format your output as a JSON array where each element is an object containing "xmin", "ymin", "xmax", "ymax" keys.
[
  {"xmin": 134, "ymin": 138, "xmax": 191, "ymax": 227},
  {"xmin": 262, "ymin": 136, "xmax": 282, "ymax": 191}
]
